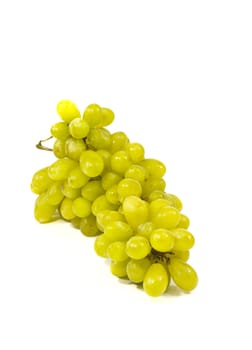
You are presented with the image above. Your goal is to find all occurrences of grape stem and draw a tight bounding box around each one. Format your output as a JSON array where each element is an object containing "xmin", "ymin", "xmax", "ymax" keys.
[
  {"xmin": 150, "ymin": 249, "xmax": 174, "ymax": 264},
  {"xmin": 36, "ymin": 136, "xmax": 53, "ymax": 151}
]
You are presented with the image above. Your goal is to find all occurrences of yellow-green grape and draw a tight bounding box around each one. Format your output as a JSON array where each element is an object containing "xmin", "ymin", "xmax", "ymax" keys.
[
  {"xmin": 80, "ymin": 150, "xmax": 104, "ymax": 177},
  {"xmin": 110, "ymin": 150, "xmax": 131, "ymax": 175},
  {"xmin": 46, "ymin": 182, "xmax": 64, "ymax": 206},
  {"xmin": 94, "ymin": 234, "xmax": 111, "ymax": 257},
  {"xmin": 124, "ymin": 164, "xmax": 148, "ymax": 184},
  {"xmin": 143, "ymin": 263, "xmax": 169, "ymax": 297},
  {"xmin": 98, "ymin": 107, "xmax": 115, "ymax": 127},
  {"xmin": 126, "ymin": 142, "xmax": 145, "ymax": 163},
  {"xmin": 50, "ymin": 121, "xmax": 70, "ymax": 140},
  {"xmin": 165, "ymin": 193, "xmax": 183, "ymax": 211},
  {"xmin": 107, "ymin": 241, "xmax": 128, "ymax": 262},
  {"xmin": 170, "ymin": 228, "xmax": 195, "ymax": 251},
  {"xmin": 65, "ymin": 137, "xmax": 87, "ymax": 161},
  {"xmin": 72, "ymin": 197, "xmax": 91, "ymax": 218},
  {"xmin": 122, "ymin": 196, "xmax": 149, "ymax": 229},
  {"xmin": 71, "ymin": 216, "xmax": 81, "ymax": 229},
  {"xmin": 117, "ymin": 178, "xmax": 142, "ymax": 200},
  {"xmin": 96, "ymin": 150, "xmax": 111, "ymax": 171},
  {"xmin": 110, "ymin": 259, "xmax": 129, "ymax": 278},
  {"xmin": 83, "ymin": 103, "xmax": 102, "ymax": 127},
  {"xmin": 150, "ymin": 228, "xmax": 175, "ymax": 252},
  {"xmin": 140, "ymin": 159, "xmax": 166, "ymax": 178},
  {"xmin": 104, "ymin": 221, "xmax": 133, "ymax": 242},
  {"xmin": 172, "ymin": 250, "xmax": 190, "ymax": 262},
  {"xmin": 142, "ymin": 177, "xmax": 166, "ymax": 198},
  {"xmin": 148, "ymin": 190, "xmax": 166, "ymax": 201},
  {"xmin": 101, "ymin": 172, "xmax": 122, "ymax": 190},
  {"xmin": 110, "ymin": 131, "xmax": 129, "ymax": 153},
  {"xmin": 31, "ymin": 167, "xmax": 53, "ymax": 194},
  {"xmin": 137, "ymin": 221, "xmax": 155, "ymax": 239},
  {"xmin": 62, "ymin": 181, "xmax": 81, "ymax": 199},
  {"xmin": 53, "ymin": 139, "xmax": 66, "ymax": 158},
  {"xmin": 152, "ymin": 206, "xmax": 181, "ymax": 229},
  {"xmin": 67, "ymin": 167, "xmax": 89, "ymax": 189},
  {"xmin": 48, "ymin": 158, "xmax": 77, "ymax": 181},
  {"xmin": 177, "ymin": 214, "xmax": 190, "ymax": 229},
  {"xmin": 57, "ymin": 100, "xmax": 81, "ymax": 123},
  {"xmin": 91, "ymin": 195, "xmax": 118, "ymax": 216},
  {"xmin": 149, "ymin": 198, "xmax": 173, "ymax": 219},
  {"xmin": 126, "ymin": 258, "xmax": 151, "ymax": 283},
  {"xmin": 69, "ymin": 118, "xmax": 90, "ymax": 139},
  {"xmin": 34, "ymin": 193, "xmax": 58, "ymax": 223},
  {"xmin": 105, "ymin": 185, "xmax": 120, "ymax": 205},
  {"xmin": 96, "ymin": 210, "xmax": 125, "ymax": 231},
  {"xmin": 86, "ymin": 128, "xmax": 111, "ymax": 150},
  {"xmin": 80, "ymin": 214, "xmax": 100, "ymax": 237},
  {"xmin": 60, "ymin": 198, "xmax": 76, "ymax": 220},
  {"xmin": 126, "ymin": 236, "xmax": 151, "ymax": 260},
  {"xmin": 81, "ymin": 180, "xmax": 104, "ymax": 201},
  {"xmin": 168, "ymin": 258, "xmax": 198, "ymax": 292}
]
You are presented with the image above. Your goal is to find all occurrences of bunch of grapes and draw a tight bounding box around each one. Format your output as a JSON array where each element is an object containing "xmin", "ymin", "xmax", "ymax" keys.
[{"xmin": 31, "ymin": 100, "xmax": 198, "ymax": 297}]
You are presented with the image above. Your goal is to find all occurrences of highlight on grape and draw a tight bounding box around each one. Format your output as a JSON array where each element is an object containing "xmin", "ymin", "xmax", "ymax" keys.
[{"xmin": 31, "ymin": 100, "xmax": 198, "ymax": 297}]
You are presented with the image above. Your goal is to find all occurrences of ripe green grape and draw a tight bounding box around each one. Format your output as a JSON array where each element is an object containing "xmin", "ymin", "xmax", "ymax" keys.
[
  {"xmin": 126, "ymin": 258, "xmax": 151, "ymax": 283},
  {"xmin": 60, "ymin": 197, "xmax": 76, "ymax": 220},
  {"xmin": 149, "ymin": 198, "xmax": 173, "ymax": 218},
  {"xmin": 104, "ymin": 221, "xmax": 133, "ymax": 242},
  {"xmin": 126, "ymin": 235, "xmax": 151, "ymax": 260},
  {"xmin": 50, "ymin": 121, "xmax": 70, "ymax": 140},
  {"xmin": 48, "ymin": 158, "xmax": 77, "ymax": 181},
  {"xmin": 143, "ymin": 263, "xmax": 169, "ymax": 297},
  {"xmin": 168, "ymin": 258, "xmax": 198, "ymax": 292},
  {"xmin": 57, "ymin": 100, "xmax": 81, "ymax": 122},
  {"xmin": 105, "ymin": 184, "xmax": 120, "ymax": 205},
  {"xmin": 110, "ymin": 131, "xmax": 129, "ymax": 153},
  {"xmin": 122, "ymin": 196, "xmax": 149, "ymax": 229},
  {"xmin": 126, "ymin": 142, "xmax": 145, "ymax": 162},
  {"xmin": 99, "ymin": 107, "xmax": 115, "ymax": 127},
  {"xmin": 136, "ymin": 221, "xmax": 155, "ymax": 239},
  {"xmin": 107, "ymin": 241, "xmax": 128, "ymax": 262},
  {"xmin": 170, "ymin": 228, "xmax": 195, "ymax": 251},
  {"xmin": 142, "ymin": 177, "xmax": 166, "ymax": 198},
  {"xmin": 71, "ymin": 216, "xmax": 81, "ymax": 229},
  {"xmin": 67, "ymin": 167, "xmax": 89, "ymax": 189},
  {"xmin": 81, "ymin": 180, "xmax": 104, "ymax": 201},
  {"xmin": 53, "ymin": 139, "xmax": 66, "ymax": 158},
  {"xmin": 110, "ymin": 259, "xmax": 129, "ymax": 278},
  {"xmin": 178, "ymin": 214, "xmax": 190, "ymax": 229},
  {"xmin": 96, "ymin": 149, "xmax": 111, "ymax": 171},
  {"xmin": 101, "ymin": 172, "xmax": 122, "ymax": 190},
  {"xmin": 34, "ymin": 193, "xmax": 58, "ymax": 223},
  {"xmin": 80, "ymin": 214, "xmax": 100, "ymax": 237},
  {"xmin": 148, "ymin": 190, "xmax": 166, "ymax": 202},
  {"xmin": 152, "ymin": 205, "xmax": 180, "ymax": 229},
  {"xmin": 117, "ymin": 178, "xmax": 142, "ymax": 200},
  {"xmin": 94, "ymin": 234, "xmax": 111, "ymax": 257},
  {"xmin": 150, "ymin": 228, "xmax": 175, "ymax": 252},
  {"xmin": 124, "ymin": 164, "xmax": 148, "ymax": 184},
  {"xmin": 165, "ymin": 193, "xmax": 183, "ymax": 211},
  {"xmin": 86, "ymin": 128, "xmax": 111, "ymax": 149},
  {"xmin": 80, "ymin": 150, "xmax": 104, "ymax": 177},
  {"xmin": 69, "ymin": 118, "xmax": 90, "ymax": 139},
  {"xmin": 172, "ymin": 250, "xmax": 190, "ymax": 262},
  {"xmin": 46, "ymin": 182, "xmax": 64, "ymax": 205},
  {"xmin": 31, "ymin": 167, "xmax": 53, "ymax": 194},
  {"xmin": 72, "ymin": 197, "xmax": 91, "ymax": 218},
  {"xmin": 140, "ymin": 158, "xmax": 166, "ymax": 178},
  {"xmin": 65, "ymin": 137, "xmax": 87, "ymax": 161},
  {"xmin": 83, "ymin": 103, "xmax": 102, "ymax": 127},
  {"xmin": 96, "ymin": 210, "xmax": 125, "ymax": 231},
  {"xmin": 91, "ymin": 195, "xmax": 118, "ymax": 216},
  {"xmin": 62, "ymin": 181, "xmax": 81, "ymax": 199},
  {"xmin": 110, "ymin": 151, "xmax": 131, "ymax": 174}
]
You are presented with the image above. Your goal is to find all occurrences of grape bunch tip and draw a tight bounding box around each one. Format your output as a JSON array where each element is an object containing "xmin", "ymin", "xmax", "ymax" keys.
[{"xmin": 31, "ymin": 100, "xmax": 198, "ymax": 297}]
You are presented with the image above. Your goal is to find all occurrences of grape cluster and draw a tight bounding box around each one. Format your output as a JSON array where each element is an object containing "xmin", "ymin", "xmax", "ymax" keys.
[{"xmin": 31, "ymin": 100, "xmax": 198, "ymax": 297}]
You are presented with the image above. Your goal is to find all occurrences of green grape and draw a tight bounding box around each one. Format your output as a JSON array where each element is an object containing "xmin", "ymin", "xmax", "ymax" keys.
[
  {"xmin": 150, "ymin": 228, "xmax": 175, "ymax": 252},
  {"xmin": 98, "ymin": 107, "xmax": 115, "ymax": 127},
  {"xmin": 126, "ymin": 142, "xmax": 145, "ymax": 162},
  {"xmin": 165, "ymin": 193, "xmax": 183, "ymax": 211},
  {"xmin": 104, "ymin": 221, "xmax": 133, "ymax": 242},
  {"xmin": 142, "ymin": 177, "xmax": 166, "ymax": 198},
  {"xmin": 31, "ymin": 167, "xmax": 53, "ymax": 194},
  {"xmin": 53, "ymin": 139, "xmax": 66, "ymax": 158},
  {"xmin": 72, "ymin": 197, "xmax": 91, "ymax": 218},
  {"xmin": 137, "ymin": 221, "xmax": 155, "ymax": 239},
  {"xmin": 143, "ymin": 263, "xmax": 169, "ymax": 297},
  {"xmin": 124, "ymin": 164, "xmax": 148, "ymax": 184},
  {"xmin": 149, "ymin": 198, "xmax": 173, "ymax": 219},
  {"xmin": 110, "ymin": 259, "xmax": 129, "ymax": 278},
  {"xmin": 152, "ymin": 206, "xmax": 180, "ymax": 229},
  {"xmin": 94, "ymin": 234, "xmax": 111, "ymax": 257},
  {"xmin": 86, "ymin": 128, "xmax": 111, "ymax": 149},
  {"xmin": 110, "ymin": 131, "xmax": 129, "ymax": 153},
  {"xmin": 140, "ymin": 159, "xmax": 166, "ymax": 178},
  {"xmin": 81, "ymin": 180, "xmax": 104, "ymax": 201},
  {"xmin": 57, "ymin": 100, "xmax": 81, "ymax": 123},
  {"xmin": 67, "ymin": 167, "xmax": 89, "ymax": 189},
  {"xmin": 48, "ymin": 158, "xmax": 77, "ymax": 181},
  {"xmin": 177, "ymin": 214, "xmax": 190, "ymax": 229},
  {"xmin": 96, "ymin": 210, "xmax": 125, "ymax": 231},
  {"xmin": 148, "ymin": 190, "xmax": 166, "ymax": 201},
  {"xmin": 126, "ymin": 235, "xmax": 151, "ymax": 260},
  {"xmin": 110, "ymin": 150, "xmax": 131, "ymax": 174},
  {"xmin": 34, "ymin": 193, "xmax": 58, "ymax": 223},
  {"xmin": 172, "ymin": 250, "xmax": 190, "ymax": 262},
  {"xmin": 170, "ymin": 228, "xmax": 195, "ymax": 251},
  {"xmin": 107, "ymin": 241, "xmax": 128, "ymax": 262},
  {"xmin": 117, "ymin": 178, "xmax": 142, "ymax": 200},
  {"xmin": 96, "ymin": 150, "xmax": 111, "ymax": 171},
  {"xmin": 80, "ymin": 214, "xmax": 100, "ymax": 237},
  {"xmin": 46, "ymin": 182, "xmax": 64, "ymax": 205},
  {"xmin": 62, "ymin": 181, "xmax": 81, "ymax": 199},
  {"xmin": 105, "ymin": 185, "xmax": 120, "ymax": 205},
  {"xmin": 60, "ymin": 197, "xmax": 76, "ymax": 220},
  {"xmin": 80, "ymin": 150, "xmax": 104, "ymax": 177},
  {"xmin": 101, "ymin": 172, "xmax": 122, "ymax": 190},
  {"xmin": 50, "ymin": 121, "xmax": 70, "ymax": 140},
  {"xmin": 71, "ymin": 216, "xmax": 81, "ymax": 229},
  {"xmin": 168, "ymin": 258, "xmax": 198, "ymax": 292},
  {"xmin": 69, "ymin": 118, "xmax": 90, "ymax": 139},
  {"xmin": 126, "ymin": 258, "xmax": 151, "ymax": 283},
  {"xmin": 122, "ymin": 196, "xmax": 149, "ymax": 229},
  {"xmin": 65, "ymin": 137, "xmax": 87, "ymax": 161},
  {"xmin": 83, "ymin": 103, "xmax": 102, "ymax": 127},
  {"xmin": 91, "ymin": 195, "xmax": 118, "ymax": 216}
]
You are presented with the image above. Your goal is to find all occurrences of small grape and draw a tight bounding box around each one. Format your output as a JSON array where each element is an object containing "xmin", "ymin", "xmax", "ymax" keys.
[
  {"xmin": 152, "ymin": 205, "xmax": 180, "ymax": 229},
  {"xmin": 177, "ymin": 214, "xmax": 190, "ymax": 229},
  {"xmin": 48, "ymin": 158, "xmax": 77, "ymax": 181},
  {"xmin": 101, "ymin": 172, "xmax": 122, "ymax": 190},
  {"xmin": 142, "ymin": 177, "xmax": 166, "ymax": 198},
  {"xmin": 110, "ymin": 132, "xmax": 129, "ymax": 153},
  {"xmin": 126, "ymin": 258, "xmax": 151, "ymax": 283},
  {"xmin": 126, "ymin": 235, "xmax": 151, "ymax": 260},
  {"xmin": 107, "ymin": 241, "xmax": 128, "ymax": 262},
  {"xmin": 46, "ymin": 182, "xmax": 64, "ymax": 206},
  {"xmin": 51, "ymin": 121, "xmax": 70, "ymax": 140},
  {"xmin": 53, "ymin": 139, "xmax": 66, "ymax": 158},
  {"xmin": 91, "ymin": 195, "xmax": 118, "ymax": 216},
  {"xmin": 67, "ymin": 167, "xmax": 89, "ymax": 189},
  {"xmin": 136, "ymin": 221, "xmax": 155, "ymax": 239},
  {"xmin": 117, "ymin": 178, "xmax": 142, "ymax": 200},
  {"xmin": 81, "ymin": 180, "xmax": 104, "ymax": 201},
  {"xmin": 31, "ymin": 167, "xmax": 53, "ymax": 194},
  {"xmin": 72, "ymin": 197, "xmax": 91, "ymax": 218},
  {"xmin": 104, "ymin": 221, "xmax": 133, "ymax": 242},
  {"xmin": 140, "ymin": 158, "xmax": 166, "ymax": 178},
  {"xmin": 80, "ymin": 150, "xmax": 104, "ymax": 177},
  {"xmin": 60, "ymin": 198, "xmax": 76, "ymax": 221},
  {"xmin": 168, "ymin": 258, "xmax": 198, "ymax": 292},
  {"xmin": 62, "ymin": 181, "xmax": 81, "ymax": 199},
  {"xmin": 34, "ymin": 193, "xmax": 58, "ymax": 223},
  {"xmin": 96, "ymin": 210, "xmax": 125, "ymax": 231},
  {"xmin": 170, "ymin": 228, "xmax": 195, "ymax": 251},
  {"xmin": 99, "ymin": 107, "xmax": 115, "ymax": 127},
  {"xmin": 124, "ymin": 164, "xmax": 148, "ymax": 184},
  {"xmin": 86, "ymin": 128, "xmax": 111, "ymax": 150},
  {"xmin": 110, "ymin": 260, "xmax": 129, "ymax": 278},
  {"xmin": 105, "ymin": 184, "xmax": 120, "ymax": 205},
  {"xmin": 122, "ymin": 196, "xmax": 149, "ymax": 229},
  {"xmin": 57, "ymin": 100, "xmax": 81, "ymax": 122},
  {"xmin": 143, "ymin": 263, "xmax": 169, "ymax": 297},
  {"xmin": 80, "ymin": 214, "xmax": 101, "ymax": 237},
  {"xmin": 150, "ymin": 228, "xmax": 175, "ymax": 252},
  {"xmin": 126, "ymin": 142, "xmax": 145, "ymax": 162},
  {"xmin": 110, "ymin": 151, "xmax": 131, "ymax": 175},
  {"xmin": 94, "ymin": 234, "xmax": 111, "ymax": 257},
  {"xmin": 69, "ymin": 118, "xmax": 90, "ymax": 139},
  {"xmin": 83, "ymin": 104, "xmax": 102, "ymax": 127},
  {"xmin": 65, "ymin": 137, "xmax": 87, "ymax": 161}
]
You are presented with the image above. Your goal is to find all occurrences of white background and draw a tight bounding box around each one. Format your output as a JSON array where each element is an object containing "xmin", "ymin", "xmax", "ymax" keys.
[{"xmin": 0, "ymin": 1, "xmax": 252, "ymax": 349}]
